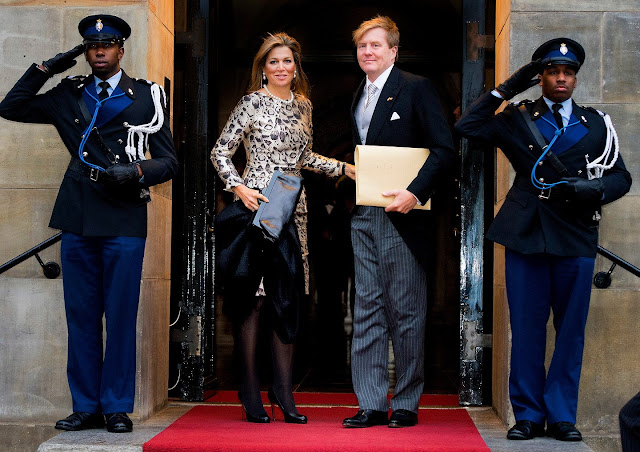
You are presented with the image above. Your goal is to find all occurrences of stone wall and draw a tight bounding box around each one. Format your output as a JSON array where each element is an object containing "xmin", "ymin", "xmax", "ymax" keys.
[
  {"xmin": 0, "ymin": 0, "xmax": 174, "ymax": 427},
  {"xmin": 493, "ymin": 0, "xmax": 640, "ymax": 442}
]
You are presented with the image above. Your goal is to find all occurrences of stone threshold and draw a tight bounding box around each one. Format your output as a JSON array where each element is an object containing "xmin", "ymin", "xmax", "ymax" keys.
[{"xmin": 26, "ymin": 404, "xmax": 605, "ymax": 452}]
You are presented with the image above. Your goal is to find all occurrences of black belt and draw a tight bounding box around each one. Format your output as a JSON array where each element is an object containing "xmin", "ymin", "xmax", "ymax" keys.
[{"xmin": 67, "ymin": 159, "xmax": 103, "ymax": 182}]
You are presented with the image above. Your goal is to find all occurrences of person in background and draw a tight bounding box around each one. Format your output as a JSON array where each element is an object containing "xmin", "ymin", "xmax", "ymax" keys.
[
  {"xmin": 620, "ymin": 392, "xmax": 640, "ymax": 451},
  {"xmin": 455, "ymin": 37, "xmax": 631, "ymax": 441},
  {"xmin": 0, "ymin": 14, "xmax": 178, "ymax": 433},
  {"xmin": 211, "ymin": 32, "xmax": 355, "ymax": 424}
]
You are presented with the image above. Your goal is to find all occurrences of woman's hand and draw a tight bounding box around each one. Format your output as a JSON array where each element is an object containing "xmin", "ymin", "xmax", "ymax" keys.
[
  {"xmin": 232, "ymin": 184, "xmax": 269, "ymax": 212},
  {"xmin": 344, "ymin": 164, "xmax": 356, "ymax": 181}
]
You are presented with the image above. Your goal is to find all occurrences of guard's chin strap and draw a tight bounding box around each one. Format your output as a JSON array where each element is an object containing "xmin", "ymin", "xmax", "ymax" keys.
[
  {"xmin": 585, "ymin": 111, "xmax": 619, "ymax": 180},
  {"xmin": 124, "ymin": 83, "xmax": 166, "ymax": 162}
]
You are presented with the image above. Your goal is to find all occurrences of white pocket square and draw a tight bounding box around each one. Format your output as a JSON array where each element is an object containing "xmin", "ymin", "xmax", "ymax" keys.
[{"xmin": 390, "ymin": 112, "xmax": 401, "ymax": 121}]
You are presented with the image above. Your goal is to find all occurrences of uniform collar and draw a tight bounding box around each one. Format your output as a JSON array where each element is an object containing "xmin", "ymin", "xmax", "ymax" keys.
[
  {"xmin": 542, "ymin": 96, "xmax": 572, "ymax": 123},
  {"xmin": 94, "ymin": 70, "xmax": 122, "ymax": 93},
  {"xmin": 73, "ymin": 69, "xmax": 136, "ymax": 100}
]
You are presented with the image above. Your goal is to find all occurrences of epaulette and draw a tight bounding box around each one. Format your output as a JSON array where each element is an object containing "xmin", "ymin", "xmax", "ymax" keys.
[
  {"xmin": 511, "ymin": 99, "xmax": 533, "ymax": 107},
  {"xmin": 132, "ymin": 78, "xmax": 155, "ymax": 86},
  {"xmin": 580, "ymin": 105, "xmax": 601, "ymax": 115},
  {"xmin": 66, "ymin": 74, "xmax": 88, "ymax": 81}
]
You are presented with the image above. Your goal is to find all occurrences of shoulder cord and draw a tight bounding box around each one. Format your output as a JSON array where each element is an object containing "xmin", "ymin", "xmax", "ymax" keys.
[
  {"xmin": 530, "ymin": 116, "xmax": 580, "ymax": 190},
  {"xmin": 125, "ymin": 83, "xmax": 166, "ymax": 162},
  {"xmin": 585, "ymin": 111, "xmax": 619, "ymax": 180},
  {"xmin": 79, "ymin": 89, "xmax": 127, "ymax": 172}
]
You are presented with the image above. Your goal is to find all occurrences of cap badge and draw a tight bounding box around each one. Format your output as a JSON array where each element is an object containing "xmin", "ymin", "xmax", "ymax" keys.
[
  {"xmin": 95, "ymin": 19, "xmax": 103, "ymax": 32},
  {"xmin": 560, "ymin": 43, "xmax": 568, "ymax": 55}
]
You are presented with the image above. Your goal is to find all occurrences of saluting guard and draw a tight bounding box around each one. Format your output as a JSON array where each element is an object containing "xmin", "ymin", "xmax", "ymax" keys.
[
  {"xmin": 0, "ymin": 14, "xmax": 178, "ymax": 433},
  {"xmin": 455, "ymin": 38, "xmax": 631, "ymax": 441}
]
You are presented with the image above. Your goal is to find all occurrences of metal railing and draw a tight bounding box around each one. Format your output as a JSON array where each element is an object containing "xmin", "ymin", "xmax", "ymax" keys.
[
  {"xmin": 594, "ymin": 245, "xmax": 640, "ymax": 288},
  {"xmin": 0, "ymin": 233, "xmax": 637, "ymax": 287},
  {"xmin": 0, "ymin": 232, "xmax": 62, "ymax": 279}
]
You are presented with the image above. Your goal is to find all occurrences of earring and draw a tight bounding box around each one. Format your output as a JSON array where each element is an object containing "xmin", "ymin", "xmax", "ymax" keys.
[
  {"xmin": 294, "ymin": 70, "xmax": 297, "ymax": 79},
  {"xmin": 262, "ymin": 72, "xmax": 267, "ymax": 87}
]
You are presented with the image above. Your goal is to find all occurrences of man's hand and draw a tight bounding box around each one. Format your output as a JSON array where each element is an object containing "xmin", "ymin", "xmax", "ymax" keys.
[
  {"xmin": 232, "ymin": 184, "xmax": 269, "ymax": 212},
  {"xmin": 382, "ymin": 189, "xmax": 418, "ymax": 214},
  {"xmin": 104, "ymin": 162, "xmax": 141, "ymax": 185},
  {"xmin": 496, "ymin": 59, "xmax": 544, "ymax": 100},
  {"xmin": 344, "ymin": 163, "xmax": 356, "ymax": 181},
  {"xmin": 41, "ymin": 44, "xmax": 85, "ymax": 77},
  {"xmin": 560, "ymin": 177, "xmax": 604, "ymax": 203}
]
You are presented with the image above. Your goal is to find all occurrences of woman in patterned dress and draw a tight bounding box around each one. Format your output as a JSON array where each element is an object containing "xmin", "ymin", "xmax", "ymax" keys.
[{"xmin": 211, "ymin": 33, "xmax": 355, "ymax": 424}]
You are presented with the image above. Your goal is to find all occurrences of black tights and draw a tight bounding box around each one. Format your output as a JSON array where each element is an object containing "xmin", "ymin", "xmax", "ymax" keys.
[{"xmin": 238, "ymin": 297, "xmax": 299, "ymax": 416}]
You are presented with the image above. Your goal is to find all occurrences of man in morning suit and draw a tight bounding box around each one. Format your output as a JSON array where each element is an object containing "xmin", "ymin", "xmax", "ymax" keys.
[
  {"xmin": 342, "ymin": 16, "xmax": 454, "ymax": 428},
  {"xmin": 0, "ymin": 15, "xmax": 178, "ymax": 433},
  {"xmin": 455, "ymin": 38, "xmax": 631, "ymax": 441}
]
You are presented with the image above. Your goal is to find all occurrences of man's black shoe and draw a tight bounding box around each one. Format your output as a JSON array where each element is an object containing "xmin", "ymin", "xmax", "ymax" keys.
[
  {"xmin": 105, "ymin": 412, "xmax": 133, "ymax": 433},
  {"xmin": 506, "ymin": 420, "xmax": 545, "ymax": 440},
  {"xmin": 342, "ymin": 409, "xmax": 388, "ymax": 428},
  {"xmin": 55, "ymin": 412, "xmax": 105, "ymax": 431},
  {"xmin": 547, "ymin": 422, "xmax": 582, "ymax": 441},
  {"xmin": 388, "ymin": 409, "xmax": 418, "ymax": 428}
]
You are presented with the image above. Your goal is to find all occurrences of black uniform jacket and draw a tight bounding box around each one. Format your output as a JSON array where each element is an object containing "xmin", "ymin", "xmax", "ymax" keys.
[
  {"xmin": 351, "ymin": 67, "xmax": 455, "ymax": 269},
  {"xmin": 0, "ymin": 64, "xmax": 178, "ymax": 237},
  {"xmin": 455, "ymin": 91, "xmax": 632, "ymax": 257}
]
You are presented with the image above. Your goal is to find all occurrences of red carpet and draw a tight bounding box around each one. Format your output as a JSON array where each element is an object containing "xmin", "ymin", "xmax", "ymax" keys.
[
  {"xmin": 143, "ymin": 405, "xmax": 489, "ymax": 452},
  {"xmin": 203, "ymin": 390, "xmax": 459, "ymax": 407}
]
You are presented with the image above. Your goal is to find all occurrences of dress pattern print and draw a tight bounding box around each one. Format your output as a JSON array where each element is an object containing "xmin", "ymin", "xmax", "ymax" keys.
[{"xmin": 212, "ymin": 91, "xmax": 343, "ymax": 291}]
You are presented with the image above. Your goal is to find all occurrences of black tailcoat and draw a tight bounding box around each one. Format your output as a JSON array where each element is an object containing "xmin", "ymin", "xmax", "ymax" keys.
[
  {"xmin": 0, "ymin": 64, "xmax": 178, "ymax": 237},
  {"xmin": 455, "ymin": 91, "xmax": 631, "ymax": 257},
  {"xmin": 351, "ymin": 67, "xmax": 455, "ymax": 268}
]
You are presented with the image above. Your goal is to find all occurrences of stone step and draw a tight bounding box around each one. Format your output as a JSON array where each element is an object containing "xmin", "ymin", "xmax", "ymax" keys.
[{"xmin": 31, "ymin": 405, "xmax": 601, "ymax": 452}]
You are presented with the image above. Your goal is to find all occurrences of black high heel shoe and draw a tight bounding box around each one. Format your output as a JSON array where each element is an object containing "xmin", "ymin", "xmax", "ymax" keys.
[
  {"xmin": 238, "ymin": 391, "xmax": 270, "ymax": 423},
  {"xmin": 267, "ymin": 388, "xmax": 307, "ymax": 424}
]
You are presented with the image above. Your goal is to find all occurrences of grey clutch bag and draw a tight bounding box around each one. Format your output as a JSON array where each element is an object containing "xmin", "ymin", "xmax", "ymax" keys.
[{"xmin": 252, "ymin": 170, "xmax": 302, "ymax": 242}]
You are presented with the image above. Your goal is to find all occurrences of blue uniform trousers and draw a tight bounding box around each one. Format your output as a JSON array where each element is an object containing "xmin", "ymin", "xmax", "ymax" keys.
[
  {"xmin": 505, "ymin": 248, "xmax": 595, "ymax": 425},
  {"xmin": 60, "ymin": 232, "xmax": 145, "ymax": 414}
]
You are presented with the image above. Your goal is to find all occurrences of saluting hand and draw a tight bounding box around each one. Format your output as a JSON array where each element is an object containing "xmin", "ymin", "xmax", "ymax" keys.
[
  {"xmin": 383, "ymin": 189, "xmax": 418, "ymax": 214},
  {"xmin": 232, "ymin": 184, "xmax": 269, "ymax": 212},
  {"xmin": 496, "ymin": 59, "xmax": 544, "ymax": 100},
  {"xmin": 41, "ymin": 44, "xmax": 85, "ymax": 77}
]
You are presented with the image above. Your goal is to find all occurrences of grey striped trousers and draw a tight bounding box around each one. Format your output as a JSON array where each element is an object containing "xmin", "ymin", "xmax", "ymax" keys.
[{"xmin": 350, "ymin": 205, "xmax": 428, "ymax": 413}]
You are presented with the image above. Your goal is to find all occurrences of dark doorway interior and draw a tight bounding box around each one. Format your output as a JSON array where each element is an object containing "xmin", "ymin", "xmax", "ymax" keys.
[{"xmin": 175, "ymin": 0, "xmax": 465, "ymax": 398}]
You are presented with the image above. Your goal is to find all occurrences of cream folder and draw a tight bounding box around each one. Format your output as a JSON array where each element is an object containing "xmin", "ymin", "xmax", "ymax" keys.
[{"xmin": 355, "ymin": 145, "xmax": 431, "ymax": 210}]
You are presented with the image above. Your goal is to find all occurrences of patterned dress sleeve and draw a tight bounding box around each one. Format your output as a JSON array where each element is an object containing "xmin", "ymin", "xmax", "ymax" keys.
[
  {"xmin": 299, "ymin": 98, "xmax": 344, "ymax": 177},
  {"xmin": 211, "ymin": 94, "xmax": 256, "ymax": 191}
]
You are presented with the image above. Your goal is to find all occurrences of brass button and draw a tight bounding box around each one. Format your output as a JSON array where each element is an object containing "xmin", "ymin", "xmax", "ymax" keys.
[
  {"xmin": 117, "ymin": 139, "xmax": 123, "ymax": 145},
  {"xmin": 74, "ymin": 118, "xmax": 80, "ymax": 124}
]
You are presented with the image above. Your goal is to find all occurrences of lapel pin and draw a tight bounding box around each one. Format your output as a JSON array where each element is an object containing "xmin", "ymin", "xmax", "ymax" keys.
[
  {"xmin": 533, "ymin": 111, "xmax": 539, "ymax": 117},
  {"xmin": 128, "ymin": 88, "xmax": 134, "ymax": 95},
  {"xmin": 387, "ymin": 97, "xmax": 393, "ymax": 101},
  {"xmin": 581, "ymin": 115, "xmax": 587, "ymax": 122}
]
